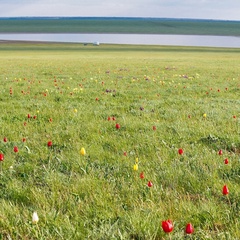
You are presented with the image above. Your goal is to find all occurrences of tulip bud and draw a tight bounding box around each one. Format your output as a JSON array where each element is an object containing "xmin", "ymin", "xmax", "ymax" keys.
[
  {"xmin": 162, "ymin": 219, "xmax": 173, "ymax": 233},
  {"xmin": 133, "ymin": 164, "xmax": 138, "ymax": 171},
  {"xmin": 147, "ymin": 181, "xmax": 153, "ymax": 187},
  {"xmin": 185, "ymin": 223, "xmax": 194, "ymax": 234},
  {"xmin": 222, "ymin": 185, "xmax": 229, "ymax": 195},
  {"xmin": 80, "ymin": 147, "xmax": 86, "ymax": 156},
  {"xmin": 178, "ymin": 148, "xmax": 184, "ymax": 155},
  {"xmin": 13, "ymin": 146, "xmax": 19, "ymax": 153},
  {"xmin": 32, "ymin": 212, "xmax": 39, "ymax": 224},
  {"xmin": 139, "ymin": 172, "xmax": 144, "ymax": 179}
]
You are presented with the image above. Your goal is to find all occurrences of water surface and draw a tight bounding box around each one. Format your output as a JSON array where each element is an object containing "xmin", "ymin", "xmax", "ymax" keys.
[{"xmin": 0, "ymin": 33, "xmax": 239, "ymax": 48}]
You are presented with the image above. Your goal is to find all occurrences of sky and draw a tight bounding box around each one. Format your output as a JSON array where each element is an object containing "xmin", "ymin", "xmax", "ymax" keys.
[{"xmin": 0, "ymin": 0, "xmax": 240, "ymax": 21}]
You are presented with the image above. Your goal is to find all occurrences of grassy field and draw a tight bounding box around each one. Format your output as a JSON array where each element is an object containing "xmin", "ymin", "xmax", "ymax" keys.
[
  {"xmin": 0, "ymin": 17, "xmax": 240, "ymax": 36},
  {"xmin": 0, "ymin": 42, "xmax": 239, "ymax": 239}
]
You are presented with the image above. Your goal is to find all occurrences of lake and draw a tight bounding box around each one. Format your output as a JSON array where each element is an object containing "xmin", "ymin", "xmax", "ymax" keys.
[{"xmin": 0, "ymin": 33, "xmax": 239, "ymax": 48}]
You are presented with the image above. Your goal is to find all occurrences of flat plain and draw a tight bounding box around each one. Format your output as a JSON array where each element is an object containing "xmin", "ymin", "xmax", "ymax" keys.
[{"xmin": 0, "ymin": 42, "xmax": 239, "ymax": 239}]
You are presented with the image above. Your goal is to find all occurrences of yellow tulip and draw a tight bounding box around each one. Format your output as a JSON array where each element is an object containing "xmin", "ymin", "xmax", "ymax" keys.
[
  {"xmin": 203, "ymin": 113, "xmax": 207, "ymax": 118},
  {"xmin": 80, "ymin": 147, "xmax": 86, "ymax": 156},
  {"xmin": 135, "ymin": 158, "xmax": 139, "ymax": 163},
  {"xmin": 133, "ymin": 164, "xmax": 138, "ymax": 171}
]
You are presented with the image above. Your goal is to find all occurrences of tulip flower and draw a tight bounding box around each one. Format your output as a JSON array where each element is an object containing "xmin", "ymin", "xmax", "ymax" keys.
[
  {"xmin": 140, "ymin": 172, "xmax": 144, "ymax": 179},
  {"xmin": 32, "ymin": 211, "xmax": 39, "ymax": 224},
  {"xmin": 13, "ymin": 146, "xmax": 19, "ymax": 153},
  {"xmin": 0, "ymin": 153, "xmax": 4, "ymax": 161},
  {"xmin": 147, "ymin": 181, "xmax": 153, "ymax": 187},
  {"xmin": 162, "ymin": 219, "xmax": 173, "ymax": 233},
  {"xmin": 80, "ymin": 147, "xmax": 86, "ymax": 156},
  {"xmin": 222, "ymin": 185, "xmax": 229, "ymax": 195},
  {"xmin": 178, "ymin": 148, "xmax": 184, "ymax": 155},
  {"xmin": 224, "ymin": 158, "xmax": 229, "ymax": 164},
  {"xmin": 47, "ymin": 141, "xmax": 52, "ymax": 147},
  {"xmin": 185, "ymin": 223, "xmax": 194, "ymax": 234},
  {"xmin": 218, "ymin": 149, "xmax": 223, "ymax": 155},
  {"xmin": 133, "ymin": 164, "xmax": 138, "ymax": 171},
  {"xmin": 203, "ymin": 113, "xmax": 207, "ymax": 118}
]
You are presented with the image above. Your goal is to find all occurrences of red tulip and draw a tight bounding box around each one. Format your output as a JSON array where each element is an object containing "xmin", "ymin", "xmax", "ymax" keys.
[
  {"xmin": 140, "ymin": 172, "xmax": 144, "ymax": 179},
  {"xmin": 224, "ymin": 158, "xmax": 229, "ymax": 164},
  {"xmin": 47, "ymin": 141, "xmax": 52, "ymax": 147},
  {"xmin": 115, "ymin": 123, "xmax": 120, "ymax": 129},
  {"xmin": 162, "ymin": 219, "xmax": 173, "ymax": 233},
  {"xmin": 218, "ymin": 149, "xmax": 223, "ymax": 155},
  {"xmin": 185, "ymin": 223, "xmax": 194, "ymax": 234},
  {"xmin": 0, "ymin": 153, "xmax": 4, "ymax": 161},
  {"xmin": 152, "ymin": 126, "xmax": 156, "ymax": 131},
  {"xmin": 3, "ymin": 137, "xmax": 7, "ymax": 142},
  {"xmin": 178, "ymin": 148, "xmax": 184, "ymax": 155},
  {"xmin": 147, "ymin": 181, "xmax": 153, "ymax": 187},
  {"xmin": 13, "ymin": 146, "xmax": 19, "ymax": 153},
  {"xmin": 27, "ymin": 114, "xmax": 31, "ymax": 118},
  {"xmin": 123, "ymin": 151, "xmax": 127, "ymax": 156},
  {"xmin": 107, "ymin": 116, "xmax": 111, "ymax": 121},
  {"xmin": 222, "ymin": 185, "xmax": 229, "ymax": 195}
]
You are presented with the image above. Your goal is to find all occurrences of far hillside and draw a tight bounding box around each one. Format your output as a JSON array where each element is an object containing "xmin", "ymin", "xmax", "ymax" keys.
[{"xmin": 0, "ymin": 17, "xmax": 240, "ymax": 36}]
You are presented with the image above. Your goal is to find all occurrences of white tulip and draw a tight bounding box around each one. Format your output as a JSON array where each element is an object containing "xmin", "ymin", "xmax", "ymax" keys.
[{"xmin": 32, "ymin": 212, "xmax": 39, "ymax": 224}]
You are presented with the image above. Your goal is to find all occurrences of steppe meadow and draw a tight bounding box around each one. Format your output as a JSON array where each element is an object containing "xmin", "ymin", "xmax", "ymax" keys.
[{"xmin": 0, "ymin": 42, "xmax": 239, "ymax": 239}]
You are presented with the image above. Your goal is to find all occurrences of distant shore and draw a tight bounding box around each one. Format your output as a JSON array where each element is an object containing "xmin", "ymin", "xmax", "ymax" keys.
[{"xmin": 0, "ymin": 17, "xmax": 240, "ymax": 36}]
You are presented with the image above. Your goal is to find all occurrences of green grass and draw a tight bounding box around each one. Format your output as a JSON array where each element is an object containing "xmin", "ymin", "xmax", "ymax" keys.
[
  {"xmin": 0, "ymin": 17, "xmax": 240, "ymax": 35},
  {"xmin": 0, "ymin": 43, "xmax": 239, "ymax": 239}
]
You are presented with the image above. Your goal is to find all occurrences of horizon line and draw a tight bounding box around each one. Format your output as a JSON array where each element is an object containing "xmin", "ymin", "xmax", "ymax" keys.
[{"xmin": 0, "ymin": 16, "xmax": 239, "ymax": 22}]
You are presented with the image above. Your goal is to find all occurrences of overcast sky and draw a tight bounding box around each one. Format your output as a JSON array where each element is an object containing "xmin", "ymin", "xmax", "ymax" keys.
[{"xmin": 0, "ymin": 0, "xmax": 239, "ymax": 21}]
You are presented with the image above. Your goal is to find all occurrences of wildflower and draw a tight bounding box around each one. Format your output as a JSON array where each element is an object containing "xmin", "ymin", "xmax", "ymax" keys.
[
  {"xmin": 133, "ymin": 164, "xmax": 138, "ymax": 171},
  {"xmin": 162, "ymin": 219, "xmax": 173, "ymax": 233},
  {"xmin": 32, "ymin": 212, "xmax": 39, "ymax": 224},
  {"xmin": 80, "ymin": 147, "xmax": 86, "ymax": 156}
]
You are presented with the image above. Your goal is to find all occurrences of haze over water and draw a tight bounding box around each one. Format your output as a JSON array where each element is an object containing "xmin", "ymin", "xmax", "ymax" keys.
[{"xmin": 0, "ymin": 33, "xmax": 239, "ymax": 48}]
